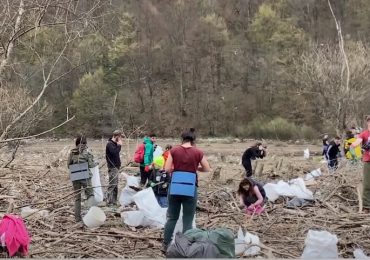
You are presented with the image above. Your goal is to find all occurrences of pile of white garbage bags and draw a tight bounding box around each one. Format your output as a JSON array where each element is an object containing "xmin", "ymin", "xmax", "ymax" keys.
[
  {"xmin": 120, "ymin": 175, "xmax": 195, "ymax": 232},
  {"xmin": 263, "ymin": 177, "xmax": 314, "ymax": 202}
]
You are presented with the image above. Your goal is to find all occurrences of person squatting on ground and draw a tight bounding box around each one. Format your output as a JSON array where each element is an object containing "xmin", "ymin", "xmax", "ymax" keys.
[
  {"xmin": 67, "ymin": 135, "xmax": 97, "ymax": 222},
  {"xmin": 351, "ymin": 116, "xmax": 370, "ymax": 213},
  {"xmin": 237, "ymin": 178, "xmax": 266, "ymax": 215},
  {"xmin": 242, "ymin": 142, "xmax": 266, "ymax": 177},
  {"xmin": 105, "ymin": 130, "xmax": 123, "ymax": 206},
  {"xmin": 326, "ymin": 136, "xmax": 341, "ymax": 171},
  {"xmin": 162, "ymin": 128, "xmax": 211, "ymax": 251},
  {"xmin": 139, "ymin": 133, "xmax": 156, "ymax": 186},
  {"xmin": 148, "ymin": 168, "xmax": 170, "ymax": 208}
]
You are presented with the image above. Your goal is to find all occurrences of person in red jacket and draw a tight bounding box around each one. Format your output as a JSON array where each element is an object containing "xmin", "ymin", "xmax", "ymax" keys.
[{"xmin": 351, "ymin": 116, "xmax": 370, "ymax": 213}]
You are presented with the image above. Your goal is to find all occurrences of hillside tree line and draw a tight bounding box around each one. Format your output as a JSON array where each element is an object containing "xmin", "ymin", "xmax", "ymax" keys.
[{"xmin": 2, "ymin": 0, "xmax": 370, "ymax": 140}]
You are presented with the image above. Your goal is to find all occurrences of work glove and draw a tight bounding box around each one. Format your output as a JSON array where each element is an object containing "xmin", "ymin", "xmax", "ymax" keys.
[
  {"xmin": 150, "ymin": 182, "xmax": 156, "ymax": 188},
  {"xmin": 349, "ymin": 148, "xmax": 356, "ymax": 158},
  {"xmin": 144, "ymin": 165, "xmax": 151, "ymax": 172}
]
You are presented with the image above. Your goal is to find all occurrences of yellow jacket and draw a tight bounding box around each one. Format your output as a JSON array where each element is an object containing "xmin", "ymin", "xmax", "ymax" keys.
[{"xmin": 344, "ymin": 137, "xmax": 362, "ymax": 160}]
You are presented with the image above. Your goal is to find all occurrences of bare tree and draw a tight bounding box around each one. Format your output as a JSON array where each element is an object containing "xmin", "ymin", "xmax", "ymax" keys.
[{"xmin": 0, "ymin": 0, "xmax": 106, "ymax": 143}]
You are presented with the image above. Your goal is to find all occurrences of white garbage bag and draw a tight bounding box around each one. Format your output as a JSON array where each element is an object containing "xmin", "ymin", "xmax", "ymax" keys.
[
  {"xmin": 90, "ymin": 166, "xmax": 103, "ymax": 203},
  {"xmin": 121, "ymin": 211, "xmax": 147, "ymax": 227},
  {"xmin": 301, "ymin": 230, "xmax": 338, "ymax": 259},
  {"xmin": 119, "ymin": 175, "xmax": 140, "ymax": 206},
  {"xmin": 234, "ymin": 227, "xmax": 260, "ymax": 256},
  {"xmin": 304, "ymin": 168, "xmax": 322, "ymax": 181},
  {"xmin": 288, "ymin": 178, "xmax": 314, "ymax": 200},
  {"xmin": 304, "ymin": 148, "xmax": 310, "ymax": 159},
  {"xmin": 264, "ymin": 178, "xmax": 313, "ymax": 202},
  {"xmin": 153, "ymin": 145, "xmax": 163, "ymax": 158},
  {"xmin": 354, "ymin": 249, "xmax": 370, "ymax": 259},
  {"xmin": 133, "ymin": 188, "xmax": 166, "ymax": 227}
]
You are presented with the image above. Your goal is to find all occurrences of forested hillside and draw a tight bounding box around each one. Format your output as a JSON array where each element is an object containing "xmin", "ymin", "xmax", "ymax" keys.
[{"xmin": 2, "ymin": 0, "xmax": 370, "ymax": 139}]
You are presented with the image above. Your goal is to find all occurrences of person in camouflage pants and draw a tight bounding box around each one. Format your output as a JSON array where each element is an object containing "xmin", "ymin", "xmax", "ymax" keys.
[{"xmin": 67, "ymin": 135, "xmax": 97, "ymax": 222}]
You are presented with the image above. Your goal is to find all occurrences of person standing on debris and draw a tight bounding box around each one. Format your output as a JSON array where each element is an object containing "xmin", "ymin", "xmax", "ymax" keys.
[
  {"xmin": 322, "ymin": 134, "xmax": 330, "ymax": 160},
  {"xmin": 67, "ymin": 135, "xmax": 97, "ymax": 222},
  {"xmin": 139, "ymin": 133, "xmax": 156, "ymax": 186},
  {"xmin": 162, "ymin": 128, "xmax": 211, "ymax": 251},
  {"xmin": 162, "ymin": 144, "xmax": 172, "ymax": 164},
  {"xmin": 351, "ymin": 116, "xmax": 370, "ymax": 213},
  {"xmin": 242, "ymin": 142, "xmax": 266, "ymax": 177},
  {"xmin": 105, "ymin": 130, "xmax": 123, "ymax": 206},
  {"xmin": 237, "ymin": 178, "xmax": 266, "ymax": 215},
  {"xmin": 344, "ymin": 130, "xmax": 361, "ymax": 162},
  {"xmin": 326, "ymin": 136, "xmax": 341, "ymax": 171}
]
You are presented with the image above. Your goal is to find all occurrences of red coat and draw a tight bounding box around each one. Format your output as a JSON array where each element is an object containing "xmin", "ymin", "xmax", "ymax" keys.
[{"xmin": 0, "ymin": 215, "xmax": 31, "ymax": 257}]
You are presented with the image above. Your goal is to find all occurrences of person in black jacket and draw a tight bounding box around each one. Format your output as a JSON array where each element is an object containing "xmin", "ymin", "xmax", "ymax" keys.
[
  {"xmin": 105, "ymin": 130, "xmax": 123, "ymax": 206},
  {"xmin": 322, "ymin": 134, "xmax": 329, "ymax": 159},
  {"xmin": 242, "ymin": 142, "xmax": 266, "ymax": 177},
  {"xmin": 326, "ymin": 136, "xmax": 341, "ymax": 171}
]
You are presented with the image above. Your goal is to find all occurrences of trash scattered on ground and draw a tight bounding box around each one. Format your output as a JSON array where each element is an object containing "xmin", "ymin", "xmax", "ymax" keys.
[
  {"xmin": 354, "ymin": 248, "xmax": 370, "ymax": 259},
  {"xmin": 304, "ymin": 148, "xmax": 310, "ymax": 159},
  {"xmin": 286, "ymin": 197, "xmax": 315, "ymax": 209},
  {"xmin": 235, "ymin": 226, "xmax": 260, "ymax": 256},
  {"xmin": 264, "ymin": 178, "xmax": 314, "ymax": 202},
  {"xmin": 83, "ymin": 206, "xmax": 106, "ymax": 228},
  {"xmin": 301, "ymin": 230, "xmax": 338, "ymax": 259},
  {"xmin": 304, "ymin": 168, "xmax": 322, "ymax": 181}
]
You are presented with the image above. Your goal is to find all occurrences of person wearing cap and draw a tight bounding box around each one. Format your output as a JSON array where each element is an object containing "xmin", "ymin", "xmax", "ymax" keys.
[
  {"xmin": 105, "ymin": 130, "xmax": 123, "ymax": 206},
  {"xmin": 162, "ymin": 128, "xmax": 211, "ymax": 252},
  {"xmin": 351, "ymin": 116, "xmax": 370, "ymax": 213},
  {"xmin": 241, "ymin": 142, "xmax": 266, "ymax": 177}
]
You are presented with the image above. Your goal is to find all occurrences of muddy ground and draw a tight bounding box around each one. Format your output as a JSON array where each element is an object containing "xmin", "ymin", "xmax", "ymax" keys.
[{"xmin": 0, "ymin": 138, "xmax": 368, "ymax": 258}]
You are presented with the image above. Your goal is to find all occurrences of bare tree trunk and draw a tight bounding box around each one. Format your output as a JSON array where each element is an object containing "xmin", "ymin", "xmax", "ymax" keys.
[
  {"xmin": 0, "ymin": 0, "xmax": 24, "ymax": 80},
  {"xmin": 328, "ymin": 0, "xmax": 350, "ymax": 131}
]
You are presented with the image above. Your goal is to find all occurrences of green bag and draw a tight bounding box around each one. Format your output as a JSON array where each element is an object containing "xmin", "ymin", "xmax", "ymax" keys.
[{"xmin": 184, "ymin": 228, "xmax": 235, "ymax": 258}]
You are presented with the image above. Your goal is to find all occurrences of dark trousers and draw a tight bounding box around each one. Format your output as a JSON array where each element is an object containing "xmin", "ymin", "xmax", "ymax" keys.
[
  {"xmin": 363, "ymin": 162, "xmax": 370, "ymax": 208},
  {"xmin": 163, "ymin": 192, "xmax": 197, "ymax": 246},
  {"xmin": 107, "ymin": 167, "xmax": 119, "ymax": 205},
  {"xmin": 72, "ymin": 178, "xmax": 93, "ymax": 222},
  {"xmin": 244, "ymin": 159, "xmax": 253, "ymax": 177},
  {"xmin": 328, "ymin": 158, "xmax": 338, "ymax": 171},
  {"xmin": 140, "ymin": 166, "xmax": 151, "ymax": 185}
]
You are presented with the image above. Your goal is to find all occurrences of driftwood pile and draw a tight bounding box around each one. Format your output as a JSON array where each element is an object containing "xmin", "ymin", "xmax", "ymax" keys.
[{"xmin": 0, "ymin": 150, "xmax": 369, "ymax": 258}]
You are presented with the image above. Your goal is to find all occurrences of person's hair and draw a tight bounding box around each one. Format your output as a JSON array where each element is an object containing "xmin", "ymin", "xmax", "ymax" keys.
[
  {"xmin": 237, "ymin": 178, "xmax": 254, "ymax": 197},
  {"xmin": 165, "ymin": 144, "xmax": 172, "ymax": 150},
  {"xmin": 75, "ymin": 134, "xmax": 87, "ymax": 146},
  {"xmin": 113, "ymin": 130, "xmax": 122, "ymax": 137},
  {"xmin": 149, "ymin": 133, "xmax": 157, "ymax": 138},
  {"xmin": 252, "ymin": 142, "xmax": 262, "ymax": 148},
  {"xmin": 366, "ymin": 115, "xmax": 370, "ymax": 122},
  {"xmin": 181, "ymin": 128, "xmax": 196, "ymax": 144},
  {"xmin": 346, "ymin": 130, "xmax": 354, "ymax": 139},
  {"xmin": 334, "ymin": 135, "xmax": 341, "ymax": 140}
]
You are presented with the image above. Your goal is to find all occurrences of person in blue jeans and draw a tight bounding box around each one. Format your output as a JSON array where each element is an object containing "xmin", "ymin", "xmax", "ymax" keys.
[{"xmin": 162, "ymin": 128, "xmax": 211, "ymax": 252}]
